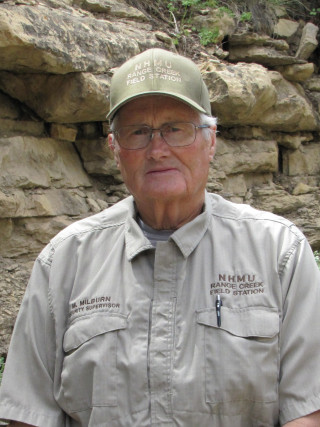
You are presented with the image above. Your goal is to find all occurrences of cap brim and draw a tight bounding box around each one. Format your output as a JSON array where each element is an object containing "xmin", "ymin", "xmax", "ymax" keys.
[{"xmin": 106, "ymin": 91, "xmax": 207, "ymax": 121}]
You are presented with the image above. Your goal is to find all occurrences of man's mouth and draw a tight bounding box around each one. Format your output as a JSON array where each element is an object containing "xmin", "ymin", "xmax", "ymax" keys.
[{"xmin": 146, "ymin": 167, "xmax": 177, "ymax": 174}]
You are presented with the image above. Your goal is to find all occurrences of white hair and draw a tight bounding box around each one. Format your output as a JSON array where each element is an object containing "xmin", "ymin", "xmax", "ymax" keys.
[
  {"xmin": 199, "ymin": 113, "xmax": 217, "ymax": 127},
  {"xmin": 199, "ymin": 113, "xmax": 217, "ymax": 141}
]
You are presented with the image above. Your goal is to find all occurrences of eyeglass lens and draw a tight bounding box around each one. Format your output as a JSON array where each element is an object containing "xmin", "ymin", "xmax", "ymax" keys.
[{"xmin": 115, "ymin": 122, "xmax": 197, "ymax": 149}]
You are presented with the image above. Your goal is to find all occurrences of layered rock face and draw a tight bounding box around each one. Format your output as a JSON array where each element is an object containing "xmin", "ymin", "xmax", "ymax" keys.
[{"xmin": 0, "ymin": 0, "xmax": 319, "ymax": 353}]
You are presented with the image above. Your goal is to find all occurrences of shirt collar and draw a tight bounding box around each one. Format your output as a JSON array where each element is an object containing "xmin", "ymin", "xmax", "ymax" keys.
[
  {"xmin": 170, "ymin": 191, "xmax": 212, "ymax": 258},
  {"xmin": 125, "ymin": 201, "xmax": 154, "ymax": 260},
  {"xmin": 125, "ymin": 191, "xmax": 212, "ymax": 260}
]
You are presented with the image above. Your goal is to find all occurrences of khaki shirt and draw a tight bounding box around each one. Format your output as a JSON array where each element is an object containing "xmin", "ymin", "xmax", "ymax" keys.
[{"xmin": 1, "ymin": 192, "xmax": 320, "ymax": 426}]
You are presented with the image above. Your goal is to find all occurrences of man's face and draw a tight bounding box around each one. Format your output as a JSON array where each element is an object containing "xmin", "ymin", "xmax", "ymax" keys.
[{"xmin": 108, "ymin": 95, "xmax": 216, "ymax": 208}]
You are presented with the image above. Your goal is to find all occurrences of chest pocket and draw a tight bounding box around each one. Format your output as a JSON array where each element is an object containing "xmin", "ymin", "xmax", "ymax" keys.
[
  {"xmin": 61, "ymin": 313, "xmax": 127, "ymax": 413},
  {"xmin": 196, "ymin": 307, "xmax": 279, "ymax": 410}
]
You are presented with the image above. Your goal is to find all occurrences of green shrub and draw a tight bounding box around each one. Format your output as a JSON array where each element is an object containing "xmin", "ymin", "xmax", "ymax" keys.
[
  {"xmin": 199, "ymin": 27, "xmax": 220, "ymax": 46},
  {"xmin": 310, "ymin": 8, "xmax": 320, "ymax": 17},
  {"xmin": 240, "ymin": 11, "xmax": 252, "ymax": 22}
]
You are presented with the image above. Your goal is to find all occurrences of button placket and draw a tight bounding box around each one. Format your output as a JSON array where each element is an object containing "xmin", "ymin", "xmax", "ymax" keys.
[{"xmin": 149, "ymin": 241, "xmax": 177, "ymax": 425}]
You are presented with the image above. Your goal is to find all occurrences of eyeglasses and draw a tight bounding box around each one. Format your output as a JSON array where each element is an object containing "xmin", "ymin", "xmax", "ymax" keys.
[{"xmin": 112, "ymin": 122, "xmax": 210, "ymax": 150}]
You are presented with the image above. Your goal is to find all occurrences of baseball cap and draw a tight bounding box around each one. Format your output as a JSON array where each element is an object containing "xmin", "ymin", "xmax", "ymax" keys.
[{"xmin": 107, "ymin": 48, "xmax": 212, "ymax": 120}]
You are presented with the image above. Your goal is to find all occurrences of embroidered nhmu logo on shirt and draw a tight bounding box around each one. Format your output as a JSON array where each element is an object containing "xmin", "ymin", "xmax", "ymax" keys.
[{"xmin": 210, "ymin": 273, "xmax": 265, "ymax": 297}]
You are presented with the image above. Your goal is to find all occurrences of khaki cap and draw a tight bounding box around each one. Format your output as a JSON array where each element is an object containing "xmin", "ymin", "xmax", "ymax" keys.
[{"xmin": 107, "ymin": 48, "xmax": 211, "ymax": 120}]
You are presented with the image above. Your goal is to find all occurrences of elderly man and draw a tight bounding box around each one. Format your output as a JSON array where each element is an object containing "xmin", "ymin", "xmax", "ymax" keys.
[{"xmin": 1, "ymin": 48, "xmax": 320, "ymax": 427}]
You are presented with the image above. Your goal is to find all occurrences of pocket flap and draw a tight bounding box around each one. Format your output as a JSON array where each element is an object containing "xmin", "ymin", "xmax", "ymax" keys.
[
  {"xmin": 197, "ymin": 307, "xmax": 279, "ymax": 338},
  {"xmin": 63, "ymin": 314, "xmax": 127, "ymax": 352}
]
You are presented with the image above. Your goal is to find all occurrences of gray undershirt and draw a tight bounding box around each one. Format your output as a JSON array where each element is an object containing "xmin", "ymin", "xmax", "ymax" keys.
[{"xmin": 137, "ymin": 216, "xmax": 174, "ymax": 247}]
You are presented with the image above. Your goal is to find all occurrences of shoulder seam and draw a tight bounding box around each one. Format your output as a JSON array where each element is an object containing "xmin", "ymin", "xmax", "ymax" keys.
[
  {"xmin": 38, "ymin": 220, "xmax": 126, "ymax": 266},
  {"xmin": 53, "ymin": 220, "xmax": 126, "ymax": 247}
]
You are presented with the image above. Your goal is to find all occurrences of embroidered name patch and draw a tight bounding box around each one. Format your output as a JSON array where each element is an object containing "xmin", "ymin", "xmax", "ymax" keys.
[{"xmin": 69, "ymin": 295, "xmax": 121, "ymax": 318}]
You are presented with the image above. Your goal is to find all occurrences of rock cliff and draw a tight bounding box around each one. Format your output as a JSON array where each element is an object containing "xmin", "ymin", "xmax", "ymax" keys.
[{"xmin": 0, "ymin": 0, "xmax": 319, "ymax": 354}]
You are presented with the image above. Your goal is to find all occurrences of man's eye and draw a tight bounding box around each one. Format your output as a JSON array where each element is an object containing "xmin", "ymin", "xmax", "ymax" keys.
[
  {"xmin": 171, "ymin": 127, "xmax": 181, "ymax": 133},
  {"xmin": 164, "ymin": 124, "xmax": 182, "ymax": 133},
  {"xmin": 132, "ymin": 127, "xmax": 149, "ymax": 136}
]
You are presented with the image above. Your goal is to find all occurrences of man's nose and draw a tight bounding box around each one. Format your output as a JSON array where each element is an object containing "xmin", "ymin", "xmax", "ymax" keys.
[
  {"xmin": 150, "ymin": 128, "xmax": 164, "ymax": 141},
  {"xmin": 146, "ymin": 129, "xmax": 170, "ymax": 158}
]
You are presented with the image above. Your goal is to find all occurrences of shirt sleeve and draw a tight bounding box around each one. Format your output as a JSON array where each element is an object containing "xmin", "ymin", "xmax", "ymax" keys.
[
  {"xmin": 0, "ymin": 255, "xmax": 66, "ymax": 427},
  {"xmin": 279, "ymin": 230, "xmax": 320, "ymax": 425}
]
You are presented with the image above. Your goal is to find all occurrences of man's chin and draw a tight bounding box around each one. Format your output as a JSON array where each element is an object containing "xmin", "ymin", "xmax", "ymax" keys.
[{"xmin": 135, "ymin": 187, "xmax": 187, "ymax": 203}]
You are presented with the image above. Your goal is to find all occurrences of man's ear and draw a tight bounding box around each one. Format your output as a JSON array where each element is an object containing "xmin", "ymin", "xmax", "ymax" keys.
[
  {"xmin": 108, "ymin": 134, "xmax": 115, "ymax": 151},
  {"xmin": 108, "ymin": 134, "xmax": 120, "ymax": 167},
  {"xmin": 208, "ymin": 126, "xmax": 216, "ymax": 162}
]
